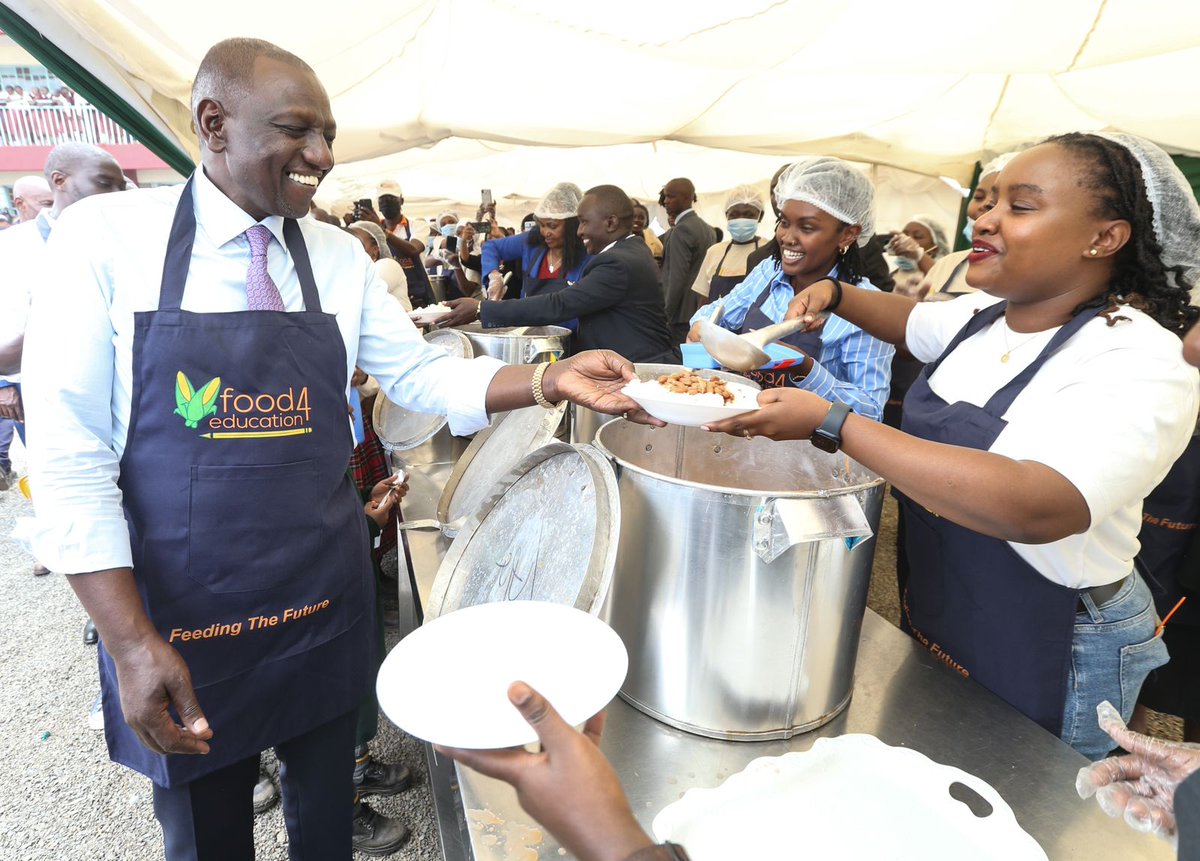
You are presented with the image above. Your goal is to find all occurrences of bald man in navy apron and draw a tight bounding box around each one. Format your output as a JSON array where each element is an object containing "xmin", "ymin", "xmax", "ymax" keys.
[{"xmin": 21, "ymin": 38, "xmax": 648, "ymax": 861}]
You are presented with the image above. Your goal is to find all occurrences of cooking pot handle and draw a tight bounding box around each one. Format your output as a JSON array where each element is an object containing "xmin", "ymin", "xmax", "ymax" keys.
[
  {"xmin": 523, "ymin": 339, "xmax": 565, "ymax": 364},
  {"xmin": 753, "ymin": 496, "xmax": 874, "ymax": 564}
]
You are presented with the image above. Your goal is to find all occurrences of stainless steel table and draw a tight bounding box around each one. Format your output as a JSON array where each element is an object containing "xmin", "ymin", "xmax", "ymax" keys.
[
  {"xmin": 394, "ymin": 479, "xmax": 1166, "ymax": 860},
  {"xmin": 413, "ymin": 606, "xmax": 1169, "ymax": 861}
]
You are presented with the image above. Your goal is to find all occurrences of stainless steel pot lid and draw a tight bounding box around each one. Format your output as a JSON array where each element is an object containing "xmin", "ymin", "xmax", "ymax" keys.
[
  {"xmin": 426, "ymin": 442, "xmax": 620, "ymax": 619},
  {"xmin": 437, "ymin": 403, "xmax": 567, "ymax": 530},
  {"xmin": 453, "ymin": 323, "xmax": 571, "ymax": 338},
  {"xmin": 373, "ymin": 329, "xmax": 474, "ymax": 452}
]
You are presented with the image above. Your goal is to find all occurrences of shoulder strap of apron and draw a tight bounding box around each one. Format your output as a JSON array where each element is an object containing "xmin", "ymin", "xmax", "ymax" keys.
[
  {"xmin": 933, "ymin": 257, "xmax": 970, "ymax": 297},
  {"xmin": 922, "ymin": 299, "xmax": 1008, "ymax": 377},
  {"xmin": 747, "ymin": 271, "xmax": 778, "ymax": 314},
  {"xmin": 158, "ymin": 175, "xmax": 322, "ymax": 313},
  {"xmin": 981, "ymin": 304, "xmax": 1102, "ymax": 416}
]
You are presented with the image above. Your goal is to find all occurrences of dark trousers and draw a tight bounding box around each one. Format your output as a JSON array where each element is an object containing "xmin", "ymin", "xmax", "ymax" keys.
[
  {"xmin": 152, "ymin": 708, "xmax": 357, "ymax": 861},
  {"xmin": 0, "ymin": 418, "xmax": 13, "ymax": 471}
]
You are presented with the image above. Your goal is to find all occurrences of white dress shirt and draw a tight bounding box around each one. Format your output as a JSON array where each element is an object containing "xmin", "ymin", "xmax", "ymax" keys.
[
  {"xmin": 0, "ymin": 212, "xmax": 52, "ymax": 383},
  {"xmin": 22, "ymin": 169, "xmax": 503, "ymax": 574}
]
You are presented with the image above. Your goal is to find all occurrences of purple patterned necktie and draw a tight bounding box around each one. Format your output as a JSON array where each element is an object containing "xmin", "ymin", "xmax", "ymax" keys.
[{"xmin": 244, "ymin": 224, "xmax": 286, "ymax": 311}]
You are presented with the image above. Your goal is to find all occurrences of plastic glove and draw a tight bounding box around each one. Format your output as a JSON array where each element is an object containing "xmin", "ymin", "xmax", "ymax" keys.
[
  {"xmin": 888, "ymin": 232, "xmax": 925, "ymax": 261},
  {"xmin": 487, "ymin": 271, "xmax": 506, "ymax": 300},
  {"xmin": 1075, "ymin": 700, "xmax": 1200, "ymax": 844}
]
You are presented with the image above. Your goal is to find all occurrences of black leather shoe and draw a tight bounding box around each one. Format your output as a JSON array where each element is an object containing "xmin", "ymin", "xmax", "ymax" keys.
[
  {"xmin": 83, "ymin": 618, "xmax": 98, "ymax": 646},
  {"xmin": 354, "ymin": 753, "xmax": 412, "ymax": 797},
  {"xmin": 352, "ymin": 800, "xmax": 410, "ymax": 856}
]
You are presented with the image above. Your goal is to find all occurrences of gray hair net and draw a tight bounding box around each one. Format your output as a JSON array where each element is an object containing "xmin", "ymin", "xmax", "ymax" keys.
[
  {"xmin": 773, "ymin": 158, "xmax": 875, "ymax": 246},
  {"xmin": 1095, "ymin": 132, "xmax": 1200, "ymax": 293},
  {"xmin": 909, "ymin": 214, "xmax": 950, "ymax": 254},
  {"xmin": 980, "ymin": 151, "xmax": 1019, "ymax": 179},
  {"xmin": 724, "ymin": 185, "xmax": 765, "ymax": 215},
  {"xmin": 534, "ymin": 182, "xmax": 584, "ymax": 220},
  {"xmin": 350, "ymin": 221, "xmax": 394, "ymax": 260}
]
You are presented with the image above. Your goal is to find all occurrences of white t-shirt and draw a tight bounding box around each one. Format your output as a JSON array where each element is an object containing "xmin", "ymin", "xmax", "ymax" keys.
[{"xmin": 905, "ymin": 290, "xmax": 1200, "ymax": 589}]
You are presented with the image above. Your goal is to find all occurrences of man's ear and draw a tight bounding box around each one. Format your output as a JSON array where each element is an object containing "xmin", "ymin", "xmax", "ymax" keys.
[
  {"xmin": 49, "ymin": 170, "xmax": 68, "ymax": 192},
  {"xmin": 196, "ymin": 97, "xmax": 228, "ymax": 153}
]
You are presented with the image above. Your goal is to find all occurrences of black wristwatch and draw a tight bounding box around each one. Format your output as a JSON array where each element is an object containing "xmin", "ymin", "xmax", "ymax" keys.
[{"xmin": 811, "ymin": 401, "xmax": 851, "ymax": 453}]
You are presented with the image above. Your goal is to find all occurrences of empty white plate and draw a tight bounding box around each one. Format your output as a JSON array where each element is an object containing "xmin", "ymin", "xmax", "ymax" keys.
[
  {"xmin": 377, "ymin": 601, "xmax": 628, "ymax": 749},
  {"xmin": 621, "ymin": 378, "xmax": 760, "ymax": 427},
  {"xmin": 653, "ymin": 734, "xmax": 1047, "ymax": 860},
  {"xmin": 408, "ymin": 306, "xmax": 452, "ymax": 326}
]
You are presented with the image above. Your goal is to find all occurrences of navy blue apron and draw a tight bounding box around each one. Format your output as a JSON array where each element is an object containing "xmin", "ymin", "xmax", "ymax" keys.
[
  {"xmin": 101, "ymin": 177, "xmax": 375, "ymax": 787},
  {"xmin": 706, "ymin": 239, "xmax": 760, "ymax": 303},
  {"xmin": 396, "ymin": 252, "xmax": 432, "ymax": 308},
  {"xmin": 1137, "ymin": 434, "xmax": 1200, "ymax": 625},
  {"xmin": 738, "ymin": 279, "xmax": 822, "ymax": 389},
  {"xmin": 523, "ymin": 248, "xmax": 572, "ymax": 298},
  {"xmin": 897, "ymin": 300, "xmax": 1099, "ymax": 736},
  {"xmin": 521, "ymin": 248, "xmax": 580, "ymax": 332}
]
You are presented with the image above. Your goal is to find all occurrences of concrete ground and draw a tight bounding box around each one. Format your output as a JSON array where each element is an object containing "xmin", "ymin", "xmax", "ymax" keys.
[{"xmin": 0, "ymin": 438, "xmax": 1182, "ymax": 859}]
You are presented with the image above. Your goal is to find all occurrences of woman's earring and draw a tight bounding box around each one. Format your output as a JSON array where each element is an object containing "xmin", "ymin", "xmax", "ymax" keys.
[{"xmin": 1088, "ymin": 248, "xmax": 1098, "ymax": 256}]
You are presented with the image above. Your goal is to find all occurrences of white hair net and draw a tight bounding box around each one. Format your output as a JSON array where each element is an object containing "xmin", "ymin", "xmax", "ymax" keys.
[
  {"xmin": 1095, "ymin": 132, "xmax": 1200, "ymax": 293},
  {"xmin": 724, "ymin": 185, "xmax": 765, "ymax": 215},
  {"xmin": 534, "ymin": 182, "xmax": 583, "ymax": 220},
  {"xmin": 908, "ymin": 214, "xmax": 950, "ymax": 254},
  {"xmin": 774, "ymin": 158, "xmax": 875, "ymax": 246},
  {"xmin": 350, "ymin": 221, "xmax": 394, "ymax": 260},
  {"xmin": 980, "ymin": 151, "xmax": 1019, "ymax": 179}
]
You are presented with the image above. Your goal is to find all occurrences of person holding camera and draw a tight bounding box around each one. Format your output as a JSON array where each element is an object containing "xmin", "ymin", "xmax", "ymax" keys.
[{"xmin": 352, "ymin": 194, "xmax": 433, "ymax": 307}]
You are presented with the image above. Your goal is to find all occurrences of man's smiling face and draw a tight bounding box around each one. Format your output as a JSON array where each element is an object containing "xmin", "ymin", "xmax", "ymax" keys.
[{"xmin": 200, "ymin": 56, "xmax": 336, "ymax": 220}]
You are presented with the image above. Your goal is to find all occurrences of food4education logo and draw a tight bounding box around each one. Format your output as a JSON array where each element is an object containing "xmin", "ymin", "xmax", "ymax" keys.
[
  {"xmin": 174, "ymin": 372, "xmax": 220, "ymax": 428},
  {"xmin": 173, "ymin": 371, "xmax": 313, "ymax": 440}
]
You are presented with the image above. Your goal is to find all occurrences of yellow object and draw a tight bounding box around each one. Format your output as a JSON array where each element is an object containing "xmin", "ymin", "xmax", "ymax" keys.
[
  {"xmin": 199, "ymin": 428, "xmax": 313, "ymax": 439},
  {"xmin": 18, "ymin": 474, "xmax": 31, "ymax": 500}
]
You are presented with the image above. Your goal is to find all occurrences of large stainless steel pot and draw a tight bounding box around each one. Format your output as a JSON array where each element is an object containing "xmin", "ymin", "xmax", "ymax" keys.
[
  {"xmin": 594, "ymin": 421, "xmax": 885, "ymax": 741},
  {"xmin": 570, "ymin": 364, "xmax": 760, "ymax": 445},
  {"xmin": 374, "ymin": 329, "xmax": 475, "ymax": 521},
  {"xmin": 454, "ymin": 323, "xmax": 571, "ymax": 365}
]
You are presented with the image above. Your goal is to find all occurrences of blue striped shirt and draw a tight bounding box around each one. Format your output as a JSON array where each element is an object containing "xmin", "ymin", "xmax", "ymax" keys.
[{"xmin": 690, "ymin": 259, "xmax": 894, "ymax": 421}]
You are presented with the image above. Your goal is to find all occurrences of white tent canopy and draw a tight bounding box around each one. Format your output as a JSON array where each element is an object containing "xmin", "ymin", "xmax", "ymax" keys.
[{"xmin": 9, "ymin": 0, "xmax": 1200, "ymax": 231}]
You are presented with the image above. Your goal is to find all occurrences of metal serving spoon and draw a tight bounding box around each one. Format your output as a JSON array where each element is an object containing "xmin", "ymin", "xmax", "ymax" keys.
[{"xmin": 698, "ymin": 316, "xmax": 821, "ymax": 372}]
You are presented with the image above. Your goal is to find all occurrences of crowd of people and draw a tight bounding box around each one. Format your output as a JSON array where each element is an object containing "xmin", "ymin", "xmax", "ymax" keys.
[{"xmin": 3, "ymin": 33, "xmax": 1200, "ymax": 861}]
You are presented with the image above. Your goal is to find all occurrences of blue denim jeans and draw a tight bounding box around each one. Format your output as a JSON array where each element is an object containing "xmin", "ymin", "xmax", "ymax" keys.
[{"xmin": 1061, "ymin": 571, "xmax": 1168, "ymax": 760}]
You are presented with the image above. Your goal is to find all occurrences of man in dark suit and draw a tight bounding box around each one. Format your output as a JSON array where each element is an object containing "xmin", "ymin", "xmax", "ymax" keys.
[
  {"xmin": 441, "ymin": 185, "xmax": 680, "ymax": 364},
  {"xmin": 660, "ymin": 177, "xmax": 716, "ymax": 343}
]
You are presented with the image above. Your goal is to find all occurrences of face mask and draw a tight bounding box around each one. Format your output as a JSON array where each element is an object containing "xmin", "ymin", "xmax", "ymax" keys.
[
  {"xmin": 440, "ymin": 223, "xmax": 457, "ymax": 237},
  {"xmin": 726, "ymin": 218, "xmax": 758, "ymax": 243},
  {"xmin": 962, "ymin": 217, "xmax": 974, "ymax": 245},
  {"xmin": 894, "ymin": 256, "xmax": 917, "ymax": 271}
]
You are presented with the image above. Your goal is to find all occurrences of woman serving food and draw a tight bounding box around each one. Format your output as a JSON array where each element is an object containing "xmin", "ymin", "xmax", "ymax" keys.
[
  {"xmin": 685, "ymin": 158, "xmax": 893, "ymax": 421},
  {"xmin": 706, "ymin": 133, "xmax": 1200, "ymax": 759}
]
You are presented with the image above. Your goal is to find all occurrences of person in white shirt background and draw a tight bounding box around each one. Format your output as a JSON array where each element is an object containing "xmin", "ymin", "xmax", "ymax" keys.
[
  {"xmin": 10, "ymin": 174, "xmax": 53, "ymax": 223},
  {"xmin": 20, "ymin": 36, "xmax": 649, "ymax": 861},
  {"xmin": 0, "ymin": 141, "xmax": 124, "ymax": 576}
]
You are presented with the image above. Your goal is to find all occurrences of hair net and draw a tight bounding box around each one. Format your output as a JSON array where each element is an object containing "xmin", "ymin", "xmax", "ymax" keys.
[
  {"xmin": 980, "ymin": 151, "xmax": 1019, "ymax": 179},
  {"xmin": 1095, "ymin": 132, "xmax": 1200, "ymax": 293},
  {"xmin": 724, "ymin": 185, "xmax": 765, "ymax": 215},
  {"xmin": 774, "ymin": 158, "xmax": 875, "ymax": 246},
  {"xmin": 908, "ymin": 214, "xmax": 949, "ymax": 254},
  {"xmin": 350, "ymin": 221, "xmax": 394, "ymax": 260},
  {"xmin": 534, "ymin": 182, "xmax": 584, "ymax": 220}
]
